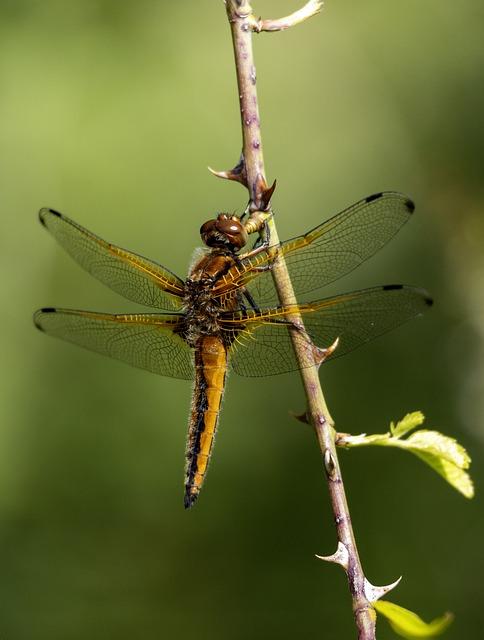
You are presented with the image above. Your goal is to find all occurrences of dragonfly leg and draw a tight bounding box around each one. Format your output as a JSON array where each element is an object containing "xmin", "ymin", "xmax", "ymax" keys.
[
  {"xmin": 235, "ymin": 248, "xmax": 275, "ymax": 273},
  {"xmin": 269, "ymin": 317, "xmax": 313, "ymax": 342},
  {"xmin": 240, "ymin": 219, "xmax": 272, "ymax": 258},
  {"xmin": 242, "ymin": 288, "xmax": 260, "ymax": 312},
  {"xmin": 236, "ymin": 291, "xmax": 248, "ymax": 312},
  {"xmin": 268, "ymin": 318, "xmax": 300, "ymax": 328},
  {"xmin": 234, "ymin": 285, "xmax": 260, "ymax": 313},
  {"xmin": 251, "ymin": 264, "xmax": 272, "ymax": 273},
  {"xmin": 240, "ymin": 242, "xmax": 269, "ymax": 260}
]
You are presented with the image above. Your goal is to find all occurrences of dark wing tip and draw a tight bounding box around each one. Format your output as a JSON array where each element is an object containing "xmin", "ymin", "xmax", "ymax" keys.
[
  {"xmin": 382, "ymin": 284, "xmax": 404, "ymax": 291},
  {"xmin": 38, "ymin": 208, "xmax": 49, "ymax": 226},
  {"xmin": 382, "ymin": 284, "xmax": 433, "ymax": 308},
  {"xmin": 365, "ymin": 192, "xmax": 384, "ymax": 204},
  {"xmin": 364, "ymin": 192, "xmax": 415, "ymax": 214},
  {"xmin": 404, "ymin": 198, "xmax": 416, "ymax": 213},
  {"xmin": 33, "ymin": 307, "xmax": 57, "ymax": 331},
  {"xmin": 382, "ymin": 284, "xmax": 432, "ymax": 303},
  {"xmin": 39, "ymin": 207, "xmax": 62, "ymax": 227}
]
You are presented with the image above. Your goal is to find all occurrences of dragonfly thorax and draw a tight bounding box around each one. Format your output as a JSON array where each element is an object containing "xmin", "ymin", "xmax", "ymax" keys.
[
  {"xmin": 183, "ymin": 279, "xmax": 223, "ymax": 346},
  {"xmin": 183, "ymin": 246, "xmax": 241, "ymax": 347}
]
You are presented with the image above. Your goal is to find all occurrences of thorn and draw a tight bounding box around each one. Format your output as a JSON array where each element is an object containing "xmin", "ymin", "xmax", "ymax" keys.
[
  {"xmin": 253, "ymin": 1, "xmax": 324, "ymax": 33},
  {"xmin": 313, "ymin": 336, "xmax": 340, "ymax": 367},
  {"xmin": 364, "ymin": 576, "xmax": 402, "ymax": 603},
  {"xmin": 316, "ymin": 541, "xmax": 349, "ymax": 570},
  {"xmin": 249, "ymin": 173, "xmax": 269, "ymax": 212},
  {"xmin": 208, "ymin": 154, "xmax": 247, "ymax": 186},
  {"xmin": 291, "ymin": 410, "xmax": 310, "ymax": 425},
  {"xmin": 260, "ymin": 179, "xmax": 277, "ymax": 210}
]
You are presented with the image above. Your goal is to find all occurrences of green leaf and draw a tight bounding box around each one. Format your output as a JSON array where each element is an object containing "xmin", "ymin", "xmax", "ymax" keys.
[
  {"xmin": 391, "ymin": 411, "xmax": 425, "ymax": 438},
  {"xmin": 373, "ymin": 600, "xmax": 454, "ymax": 639},
  {"xmin": 336, "ymin": 413, "xmax": 474, "ymax": 498},
  {"xmin": 374, "ymin": 600, "xmax": 453, "ymax": 638},
  {"xmin": 406, "ymin": 429, "xmax": 470, "ymax": 468},
  {"xmin": 401, "ymin": 429, "xmax": 473, "ymax": 498},
  {"xmin": 413, "ymin": 449, "xmax": 474, "ymax": 499}
]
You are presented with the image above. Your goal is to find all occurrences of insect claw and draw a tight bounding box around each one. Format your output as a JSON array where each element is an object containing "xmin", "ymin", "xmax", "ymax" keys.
[
  {"xmin": 363, "ymin": 576, "xmax": 402, "ymax": 603},
  {"xmin": 316, "ymin": 541, "xmax": 349, "ymax": 570}
]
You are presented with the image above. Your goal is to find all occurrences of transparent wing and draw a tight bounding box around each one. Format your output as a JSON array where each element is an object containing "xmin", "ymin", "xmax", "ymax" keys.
[
  {"xmin": 34, "ymin": 308, "xmax": 194, "ymax": 380},
  {"xmin": 221, "ymin": 285, "xmax": 432, "ymax": 377},
  {"xmin": 214, "ymin": 192, "xmax": 415, "ymax": 307},
  {"xmin": 39, "ymin": 208, "xmax": 185, "ymax": 311}
]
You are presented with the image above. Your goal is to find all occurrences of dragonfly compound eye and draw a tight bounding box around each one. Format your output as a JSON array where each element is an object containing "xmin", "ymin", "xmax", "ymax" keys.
[{"xmin": 200, "ymin": 214, "xmax": 248, "ymax": 250}]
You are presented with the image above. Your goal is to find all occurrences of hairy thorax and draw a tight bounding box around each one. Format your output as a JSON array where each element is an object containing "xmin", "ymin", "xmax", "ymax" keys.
[{"xmin": 182, "ymin": 248, "xmax": 237, "ymax": 347}]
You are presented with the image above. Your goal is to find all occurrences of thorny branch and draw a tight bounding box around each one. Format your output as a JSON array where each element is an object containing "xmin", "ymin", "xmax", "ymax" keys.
[
  {"xmin": 216, "ymin": 2, "xmax": 401, "ymax": 638},
  {"xmin": 250, "ymin": 0, "xmax": 324, "ymax": 33}
]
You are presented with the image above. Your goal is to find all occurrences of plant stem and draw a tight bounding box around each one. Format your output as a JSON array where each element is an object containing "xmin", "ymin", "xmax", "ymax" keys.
[{"xmin": 222, "ymin": 2, "xmax": 376, "ymax": 637}]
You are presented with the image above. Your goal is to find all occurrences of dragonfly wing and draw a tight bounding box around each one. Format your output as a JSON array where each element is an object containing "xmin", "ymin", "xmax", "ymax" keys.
[
  {"xmin": 39, "ymin": 208, "xmax": 185, "ymax": 310},
  {"xmin": 215, "ymin": 192, "xmax": 415, "ymax": 307},
  {"xmin": 222, "ymin": 285, "xmax": 432, "ymax": 377},
  {"xmin": 34, "ymin": 308, "xmax": 194, "ymax": 380}
]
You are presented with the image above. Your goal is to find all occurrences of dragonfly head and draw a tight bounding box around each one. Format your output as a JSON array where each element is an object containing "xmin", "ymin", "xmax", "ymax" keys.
[{"xmin": 200, "ymin": 214, "xmax": 248, "ymax": 251}]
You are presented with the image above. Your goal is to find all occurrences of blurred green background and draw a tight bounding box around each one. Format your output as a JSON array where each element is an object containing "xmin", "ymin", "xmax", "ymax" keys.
[{"xmin": 1, "ymin": 1, "xmax": 483, "ymax": 638}]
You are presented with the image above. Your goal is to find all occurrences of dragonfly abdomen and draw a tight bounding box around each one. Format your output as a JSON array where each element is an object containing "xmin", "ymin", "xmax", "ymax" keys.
[{"xmin": 184, "ymin": 335, "xmax": 228, "ymax": 508}]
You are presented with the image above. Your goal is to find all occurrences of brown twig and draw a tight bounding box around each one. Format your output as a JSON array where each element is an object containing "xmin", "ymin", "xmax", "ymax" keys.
[{"xmin": 217, "ymin": 2, "xmax": 400, "ymax": 638}]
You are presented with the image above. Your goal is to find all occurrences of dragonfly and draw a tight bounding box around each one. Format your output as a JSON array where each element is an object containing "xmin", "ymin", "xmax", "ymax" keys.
[{"xmin": 34, "ymin": 191, "xmax": 432, "ymax": 508}]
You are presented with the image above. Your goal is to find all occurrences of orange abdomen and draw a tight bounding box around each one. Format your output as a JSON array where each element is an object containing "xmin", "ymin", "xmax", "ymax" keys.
[{"xmin": 184, "ymin": 335, "xmax": 228, "ymax": 508}]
